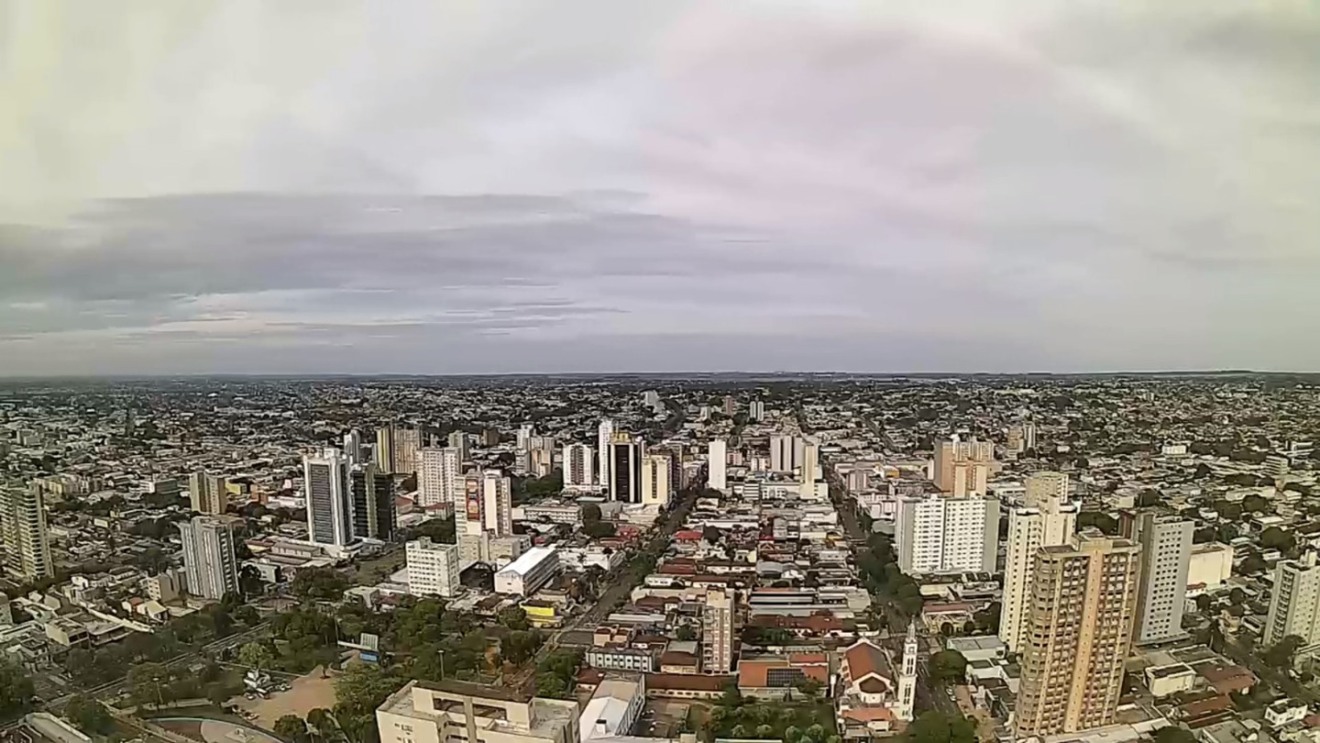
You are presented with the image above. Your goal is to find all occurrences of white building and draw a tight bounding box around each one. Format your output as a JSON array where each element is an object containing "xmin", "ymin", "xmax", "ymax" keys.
[
  {"xmin": 702, "ymin": 587, "xmax": 735, "ymax": 673},
  {"xmin": 417, "ymin": 447, "xmax": 462, "ymax": 510},
  {"xmin": 376, "ymin": 680, "xmax": 579, "ymax": 743},
  {"xmin": 482, "ymin": 470, "xmax": 513, "ymax": 537},
  {"xmin": 640, "ymin": 453, "xmax": 672, "ymax": 508},
  {"xmin": 800, "ymin": 439, "xmax": 820, "ymax": 487},
  {"xmin": 708, "ymin": 439, "xmax": 728, "ymax": 493},
  {"xmin": 188, "ymin": 471, "xmax": 228, "ymax": 515},
  {"xmin": 769, "ymin": 435, "xmax": 803, "ymax": 473},
  {"xmin": 1187, "ymin": 542, "xmax": 1233, "ymax": 593},
  {"xmin": 495, "ymin": 546, "xmax": 561, "ymax": 596},
  {"xmin": 597, "ymin": 419, "xmax": 614, "ymax": 486},
  {"xmin": 406, "ymin": 538, "xmax": 461, "ymax": 598},
  {"xmin": 999, "ymin": 472, "xmax": 1078, "ymax": 653},
  {"xmin": 304, "ymin": 448, "xmax": 354, "ymax": 548},
  {"xmin": 178, "ymin": 515, "xmax": 241, "ymax": 600},
  {"xmin": 1264, "ymin": 551, "xmax": 1320, "ymax": 649},
  {"xmin": 579, "ymin": 675, "xmax": 645, "ymax": 743},
  {"xmin": 563, "ymin": 444, "xmax": 595, "ymax": 489},
  {"xmin": 748, "ymin": 400, "xmax": 765, "ymax": 421},
  {"xmin": 1133, "ymin": 513, "xmax": 1193, "ymax": 644},
  {"xmin": 894, "ymin": 494, "xmax": 999, "ymax": 575}
]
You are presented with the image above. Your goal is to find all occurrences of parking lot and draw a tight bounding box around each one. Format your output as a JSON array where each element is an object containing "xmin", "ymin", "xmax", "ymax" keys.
[{"xmin": 230, "ymin": 667, "xmax": 339, "ymax": 730}]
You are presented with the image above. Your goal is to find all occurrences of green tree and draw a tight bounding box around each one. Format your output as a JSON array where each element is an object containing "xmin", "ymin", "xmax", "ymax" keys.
[
  {"xmin": 757, "ymin": 725, "xmax": 775, "ymax": 738},
  {"xmin": 1239, "ymin": 554, "xmax": 1268, "ymax": 575},
  {"xmin": 719, "ymin": 681, "xmax": 743, "ymax": 708},
  {"xmin": 0, "ymin": 661, "xmax": 35, "ymax": 721},
  {"xmin": 929, "ymin": 650, "xmax": 968, "ymax": 685},
  {"xmin": 582, "ymin": 504, "xmax": 603, "ymax": 523},
  {"xmin": 292, "ymin": 567, "xmax": 351, "ymax": 601},
  {"xmin": 1260, "ymin": 527, "xmax": 1294, "ymax": 552},
  {"xmin": 795, "ymin": 677, "xmax": 823, "ymax": 698},
  {"xmin": 906, "ymin": 711, "xmax": 976, "ymax": 743},
  {"xmin": 783, "ymin": 726, "xmax": 802, "ymax": 743},
  {"xmin": 731, "ymin": 725, "xmax": 749, "ymax": 738},
  {"xmin": 275, "ymin": 715, "xmax": 309, "ymax": 743},
  {"xmin": 499, "ymin": 607, "xmax": 530, "ymax": 631},
  {"xmin": 65, "ymin": 696, "xmax": 113, "ymax": 735},
  {"xmin": 240, "ymin": 641, "xmax": 276, "ymax": 670},
  {"xmin": 1154, "ymin": 727, "xmax": 1197, "ymax": 743},
  {"xmin": 806, "ymin": 724, "xmax": 827, "ymax": 742},
  {"xmin": 307, "ymin": 708, "xmax": 335, "ymax": 741},
  {"xmin": 1229, "ymin": 588, "xmax": 1247, "ymax": 605},
  {"xmin": 1263, "ymin": 635, "xmax": 1304, "ymax": 669},
  {"xmin": 676, "ymin": 625, "xmax": 696, "ymax": 641}
]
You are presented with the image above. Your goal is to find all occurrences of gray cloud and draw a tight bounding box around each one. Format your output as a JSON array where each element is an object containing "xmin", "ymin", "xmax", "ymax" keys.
[{"xmin": 1, "ymin": 0, "xmax": 1319, "ymax": 374}]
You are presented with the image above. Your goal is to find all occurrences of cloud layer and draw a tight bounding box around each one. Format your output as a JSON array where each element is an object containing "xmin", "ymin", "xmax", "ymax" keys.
[{"xmin": 2, "ymin": 0, "xmax": 1319, "ymax": 374}]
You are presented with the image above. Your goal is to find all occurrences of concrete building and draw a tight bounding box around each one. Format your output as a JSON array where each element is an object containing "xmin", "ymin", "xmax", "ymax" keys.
[
  {"xmin": 999, "ymin": 472, "xmax": 1078, "ymax": 653},
  {"xmin": 708, "ymin": 439, "xmax": 728, "ymax": 493},
  {"xmin": 1015, "ymin": 532, "xmax": 1142, "ymax": 739},
  {"xmin": 640, "ymin": 453, "xmax": 673, "ymax": 508},
  {"xmin": 495, "ymin": 546, "xmax": 561, "ymax": 596},
  {"xmin": 350, "ymin": 464, "xmax": 396, "ymax": 541},
  {"xmin": 607, "ymin": 433, "xmax": 642, "ymax": 504},
  {"xmin": 417, "ymin": 447, "xmax": 463, "ymax": 510},
  {"xmin": 800, "ymin": 439, "xmax": 820, "ymax": 489},
  {"xmin": 562, "ymin": 444, "xmax": 594, "ymax": 489},
  {"xmin": 933, "ymin": 436, "xmax": 994, "ymax": 496},
  {"xmin": 769, "ymin": 435, "xmax": 802, "ymax": 474},
  {"xmin": 0, "ymin": 486, "xmax": 53, "ymax": 581},
  {"xmin": 376, "ymin": 425, "xmax": 422, "ymax": 474},
  {"xmin": 748, "ymin": 400, "xmax": 765, "ymax": 421},
  {"xmin": 178, "ymin": 515, "xmax": 240, "ymax": 600},
  {"xmin": 896, "ymin": 623, "xmax": 918, "ymax": 721},
  {"xmin": 344, "ymin": 430, "xmax": 365, "ymax": 465},
  {"xmin": 481, "ymin": 470, "xmax": 513, "ymax": 537},
  {"xmin": 1264, "ymin": 551, "xmax": 1320, "ymax": 649},
  {"xmin": 597, "ymin": 419, "xmax": 614, "ymax": 487},
  {"xmin": 406, "ymin": 538, "xmax": 462, "ymax": 598},
  {"xmin": 1132, "ymin": 513, "xmax": 1193, "ymax": 644},
  {"xmin": 894, "ymin": 494, "xmax": 999, "ymax": 575},
  {"xmin": 304, "ymin": 448, "xmax": 353, "ymax": 548},
  {"xmin": 447, "ymin": 431, "xmax": 470, "ymax": 463},
  {"xmin": 1187, "ymin": 542, "xmax": 1234, "ymax": 593},
  {"xmin": 579, "ymin": 674, "xmax": 645, "ymax": 743},
  {"xmin": 188, "ymin": 471, "xmax": 228, "ymax": 515},
  {"xmin": 376, "ymin": 679, "xmax": 579, "ymax": 743},
  {"xmin": 702, "ymin": 587, "xmax": 735, "ymax": 674}
]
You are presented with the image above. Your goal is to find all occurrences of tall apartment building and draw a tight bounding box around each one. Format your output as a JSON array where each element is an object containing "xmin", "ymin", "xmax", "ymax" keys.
[
  {"xmin": 304, "ymin": 449, "xmax": 353, "ymax": 548},
  {"xmin": 1015, "ymin": 533, "xmax": 1142, "ymax": 739},
  {"xmin": 607, "ymin": 433, "xmax": 643, "ymax": 504},
  {"xmin": 417, "ymin": 447, "xmax": 462, "ymax": 510},
  {"xmin": 562, "ymin": 444, "xmax": 594, "ymax": 488},
  {"xmin": 376, "ymin": 425, "xmax": 422, "ymax": 474},
  {"xmin": 406, "ymin": 538, "xmax": 461, "ymax": 598},
  {"xmin": 188, "ymin": 471, "xmax": 228, "ymax": 515},
  {"xmin": 708, "ymin": 439, "xmax": 728, "ymax": 493},
  {"xmin": 343, "ymin": 430, "xmax": 364, "ymax": 465},
  {"xmin": 1000, "ymin": 472, "xmax": 1079, "ymax": 653},
  {"xmin": 769, "ymin": 435, "xmax": 803, "ymax": 473},
  {"xmin": 933, "ymin": 436, "xmax": 994, "ymax": 496},
  {"xmin": 641, "ymin": 453, "xmax": 673, "ymax": 507},
  {"xmin": 517, "ymin": 423, "xmax": 535, "ymax": 452},
  {"xmin": 748, "ymin": 400, "xmax": 765, "ymax": 421},
  {"xmin": 1131, "ymin": 513, "xmax": 1193, "ymax": 644},
  {"xmin": 0, "ymin": 486, "xmax": 53, "ymax": 581},
  {"xmin": 895, "ymin": 494, "xmax": 999, "ymax": 575},
  {"xmin": 446, "ymin": 431, "xmax": 470, "ymax": 463},
  {"xmin": 703, "ymin": 587, "xmax": 735, "ymax": 673},
  {"xmin": 350, "ymin": 464, "xmax": 396, "ymax": 541},
  {"xmin": 481, "ymin": 469, "xmax": 513, "ymax": 537},
  {"xmin": 800, "ymin": 439, "xmax": 820, "ymax": 485},
  {"xmin": 1263, "ymin": 551, "xmax": 1320, "ymax": 648},
  {"xmin": 597, "ymin": 419, "xmax": 615, "ymax": 486},
  {"xmin": 178, "ymin": 515, "xmax": 240, "ymax": 600}
]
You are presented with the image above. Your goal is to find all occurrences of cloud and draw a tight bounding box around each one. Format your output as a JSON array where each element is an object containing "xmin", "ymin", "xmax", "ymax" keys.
[{"xmin": 1, "ymin": 0, "xmax": 1319, "ymax": 374}]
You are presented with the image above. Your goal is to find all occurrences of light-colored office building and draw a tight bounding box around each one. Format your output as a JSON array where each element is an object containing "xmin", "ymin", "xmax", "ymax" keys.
[
  {"xmin": 895, "ymin": 494, "xmax": 999, "ymax": 575},
  {"xmin": 640, "ymin": 453, "xmax": 672, "ymax": 508},
  {"xmin": 304, "ymin": 448, "xmax": 353, "ymax": 548},
  {"xmin": 0, "ymin": 486, "xmax": 54, "ymax": 581},
  {"xmin": 597, "ymin": 419, "xmax": 614, "ymax": 486},
  {"xmin": 562, "ymin": 444, "xmax": 594, "ymax": 488},
  {"xmin": 702, "ymin": 587, "xmax": 735, "ymax": 674},
  {"xmin": 188, "ymin": 471, "xmax": 228, "ymax": 515},
  {"xmin": 1132, "ymin": 513, "xmax": 1193, "ymax": 644},
  {"xmin": 418, "ymin": 447, "xmax": 462, "ymax": 510},
  {"xmin": 407, "ymin": 538, "xmax": 462, "ymax": 598},
  {"xmin": 447, "ymin": 431, "xmax": 470, "ymax": 463},
  {"xmin": 708, "ymin": 439, "xmax": 727, "ymax": 493},
  {"xmin": 1187, "ymin": 542, "xmax": 1233, "ymax": 592},
  {"xmin": 1264, "ymin": 551, "xmax": 1320, "ymax": 649},
  {"xmin": 1015, "ymin": 533, "xmax": 1142, "ymax": 739},
  {"xmin": 376, "ymin": 679, "xmax": 579, "ymax": 743},
  {"xmin": 999, "ymin": 472, "xmax": 1078, "ymax": 653},
  {"xmin": 580, "ymin": 674, "xmax": 646, "ymax": 743},
  {"xmin": 495, "ymin": 546, "xmax": 561, "ymax": 596},
  {"xmin": 178, "ymin": 515, "xmax": 241, "ymax": 600}
]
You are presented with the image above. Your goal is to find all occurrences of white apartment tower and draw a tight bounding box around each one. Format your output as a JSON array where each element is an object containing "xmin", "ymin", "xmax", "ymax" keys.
[
  {"xmin": 482, "ymin": 469, "xmax": 514, "ymax": 537},
  {"xmin": 563, "ymin": 444, "xmax": 594, "ymax": 488},
  {"xmin": 800, "ymin": 439, "xmax": 820, "ymax": 493},
  {"xmin": 748, "ymin": 400, "xmax": 765, "ymax": 421},
  {"xmin": 446, "ymin": 431, "xmax": 470, "ymax": 463},
  {"xmin": 999, "ymin": 472, "xmax": 1079, "ymax": 653},
  {"xmin": 406, "ymin": 538, "xmax": 461, "ymax": 598},
  {"xmin": 1264, "ymin": 551, "xmax": 1320, "ymax": 648},
  {"xmin": 178, "ymin": 515, "xmax": 240, "ymax": 600},
  {"xmin": 304, "ymin": 448, "xmax": 354, "ymax": 548},
  {"xmin": 0, "ymin": 486, "xmax": 53, "ymax": 581},
  {"xmin": 708, "ymin": 439, "xmax": 728, "ymax": 493},
  {"xmin": 1132, "ymin": 513, "xmax": 1193, "ymax": 644},
  {"xmin": 896, "ymin": 622, "xmax": 918, "ymax": 721},
  {"xmin": 641, "ymin": 453, "xmax": 673, "ymax": 507},
  {"xmin": 895, "ymin": 494, "xmax": 999, "ymax": 575},
  {"xmin": 417, "ymin": 447, "xmax": 462, "ymax": 510},
  {"xmin": 188, "ymin": 471, "xmax": 228, "ymax": 515},
  {"xmin": 343, "ymin": 429, "xmax": 364, "ymax": 465},
  {"xmin": 703, "ymin": 587, "xmax": 735, "ymax": 673},
  {"xmin": 769, "ymin": 435, "xmax": 802, "ymax": 473},
  {"xmin": 597, "ymin": 419, "xmax": 615, "ymax": 486}
]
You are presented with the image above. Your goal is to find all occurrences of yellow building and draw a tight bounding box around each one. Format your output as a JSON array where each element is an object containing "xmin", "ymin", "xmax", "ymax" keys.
[{"xmin": 522, "ymin": 601, "xmax": 560, "ymax": 628}]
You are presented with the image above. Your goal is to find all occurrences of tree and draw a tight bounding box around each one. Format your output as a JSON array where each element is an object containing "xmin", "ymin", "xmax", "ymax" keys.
[
  {"xmin": 794, "ymin": 677, "xmax": 823, "ymax": 698},
  {"xmin": 757, "ymin": 725, "xmax": 775, "ymax": 739},
  {"xmin": 499, "ymin": 607, "xmax": 530, "ymax": 631},
  {"xmin": 929, "ymin": 650, "xmax": 968, "ymax": 685},
  {"xmin": 292, "ymin": 567, "xmax": 351, "ymax": 601},
  {"xmin": 806, "ymin": 724, "xmax": 827, "ymax": 742},
  {"xmin": 275, "ymin": 715, "xmax": 309, "ymax": 742},
  {"xmin": 906, "ymin": 711, "xmax": 977, "ymax": 743},
  {"xmin": 240, "ymin": 641, "xmax": 276, "ymax": 670},
  {"xmin": 307, "ymin": 708, "xmax": 336, "ymax": 741},
  {"xmin": 583, "ymin": 521, "xmax": 616, "ymax": 539},
  {"xmin": 1242, "ymin": 495, "xmax": 1270, "ymax": 514},
  {"xmin": 1260, "ymin": 527, "xmax": 1294, "ymax": 552},
  {"xmin": 1229, "ymin": 588, "xmax": 1247, "ymax": 605},
  {"xmin": 719, "ymin": 681, "xmax": 743, "ymax": 708},
  {"xmin": 1154, "ymin": 727, "xmax": 1196, "ymax": 743},
  {"xmin": 702, "ymin": 525, "xmax": 722, "ymax": 544},
  {"xmin": 1194, "ymin": 595, "xmax": 1213, "ymax": 613},
  {"xmin": 783, "ymin": 727, "xmax": 802, "ymax": 743},
  {"xmin": 1136, "ymin": 489, "xmax": 1162, "ymax": 508},
  {"xmin": 582, "ymin": 504, "xmax": 603, "ymax": 523},
  {"xmin": 1239, "ymin": 554, "xmax": 1268, "ymax": 575},
  {"xmin": 65, "ymin": 697, "xmax": 113, "ymax": 735},
  {"xmin": 1193, "ymin": 527, "xmax": 1217, "ymax": 544},
  {"xmin": 207, "ymin": 682, "xmax": 233, "ymax": 706},
  {"xmin": 1076, "ymin": 511, "xmax": 1119, "ymax": 535},
  {"xmin": 1263, "ymin": 635, "xmax": 1304, "ymax": 670},
  {"xmin": 676, "ymin": 625, "xmax": 696, "ymax": 641},
  {"xmin": 731, "ymin": 725, "xmax": 749, "ymax": 739}
]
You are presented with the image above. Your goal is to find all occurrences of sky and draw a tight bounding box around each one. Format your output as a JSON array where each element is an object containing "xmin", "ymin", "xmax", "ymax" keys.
[{"xmin": 2, "ymin": 0, "xmax": 1320, "ymax": 376}]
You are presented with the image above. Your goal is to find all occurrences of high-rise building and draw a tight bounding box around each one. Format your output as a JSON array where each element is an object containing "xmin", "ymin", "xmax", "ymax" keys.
[
  {"xmin": 608, "ymin": 432, "xmax": 643, "ymax": 504},
  {"xmin": 517, "ymin": 423, "xmax": 535, "ymax": 452},
  {"xmin": 896, "ymin": 622, "xmax": 918, "ymax": 721},
  {"xmin": 702, "ymin": 587, "xmax": 735, "ymax": 673},
  {"xmin": 1264, "ymin": 551, "xmax": 1320, "ymax": 649},
  {"xmin": 343, "ymin": 430, "xmax": 364, "ymax": 465},
  {"xmin": 0, "ymin": 486, "xmax": 53, "ymax": 581},
  {"xmin": 722, "ymin": 395, "xmax": 736, "ymax": 416},
  {"xmin": 482, "ymin": 469, "xmax": 513, "ymax": 537},
  {"xmin": 1000, "ymin": 472, "xmax": 1079, "ymax": 653},
  {"xmin": 178, "ymin": 515, "xmax": 240, "ymax": 600},
  {"xmin": 769, "ymin": 435, "xmax": 802, "ymax": 473},
  {"xmin": 642, "ymin": 390, "xmax": 660, "ymax": 407},
  {"xmin": 188, "ymin": 471, "xmax": 228, "ymax": 515},
  {"xmin": 708, "ymin": 439, "xmax": 728, "ymax": 493},
  {"xmin": 304, "ymin": 449, "xmax": 353, "ymax": 548},
  {"xmin": 800, "ymin": 439, "xmax": 820, "ymax": 486},
  {"xmin": 375, "ymin": 425, "xmax": 422, "ymax": 474},
  {"xmin": 1015, "ymin": 533, "xmax": 1141, "ymax": 739},
  {"xmin": 894, "ymin": 494, "xmax": 999, "ymax": 575},
  {"xmin": 748, "ymin": 400, "xmax": 765, "ymax": 422},
  {"xmin": 417, "ymin": 447, "xmax": 462, "ymax": 510},
  {"xmin": 598, "ymin": 419, "xmax": 615, "ymax": 486},
  {"xmin": 447, "ymin": 431, "xmax": 469, "ymax": 463},
  {"xmin": 562, "ymin": 443, "xmax": 594, "ymax": 488},
  {"xmin": 406, "ymin": 537, "xmax": 461, "ymax": 598},
  {"xmin": 350, "ymin": 464, "xmax": 396, "ymax": 541},
  {"xmin": 1131, "ymin": 513, "xmax": 1193, "ymax": 644},
  {"xmin": 933, "ymin": 436, "xmax": 995, "ymax": 496},
  {"xmin": 641, "ymin": 453, "xmax": 673, "ymax": 507}
]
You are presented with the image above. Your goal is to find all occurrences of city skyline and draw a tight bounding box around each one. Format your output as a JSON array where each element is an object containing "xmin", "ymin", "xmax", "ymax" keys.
[{"xmin": 3, "ymin": 1, "xmax": 1320, "ymax": 376}]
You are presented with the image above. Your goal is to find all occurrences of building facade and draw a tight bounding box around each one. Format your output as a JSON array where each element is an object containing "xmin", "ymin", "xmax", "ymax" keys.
[
  {"xmin": 708, "ymin": 439, "xmax": 728, "ymax": 493},
  {"xmin": 1132, "ymin": 513, "xmax": 1193, "ymax": 644},
  {"xmin": 0, "ymin": 486, "xmax": 53, "ymax": 581},
  {"xmin": 641, "ymin": 453, "xmax": 673, "ymax": 508},
  {"xmin": 417, "ymin": 447, "xmax": 462, "ymax": 510},
  {"xmin": 188, "ymin": 471, "xmax": 228, "ymax": 515},
  {"xmin": 702, "ymin": 587, "xmax": 735, "ymax": 674},
  {"xmin": 999, "ymin": 472, "xmax": 1078, "ymax": 653},
  {"xmin": 895, "ymin": 494, "xmax": 999, "ymax": 575},
  {"xmin": 350, "ymin": 464, "xmax": 396, "ymax": 541},
  {"xmin": 406, "ymin": 538, "xmax": 461, "ymax": 598},
  {"xmin": 1264, "ymin": 551, "xmax": 1320, "ymax": 649},
  {"xmin": 304, "ymin": 448, "xmax": 353, "ymax": 548},
  {"xmin": 178, "ymin": 515, "xmax": 240, "ymax": 600},
  {"xmin": 562, "ymin": 444, "xmax": 594, "ymax": 488},
  {"xmin": 607, "ymin": 433, "xmax": 642, "ymax": 504}
]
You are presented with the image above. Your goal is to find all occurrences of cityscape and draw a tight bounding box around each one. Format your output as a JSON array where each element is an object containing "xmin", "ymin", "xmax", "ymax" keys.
[{"xmin": 2, "ymin": 374, "xmax": 1320, "ymax": 743}]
